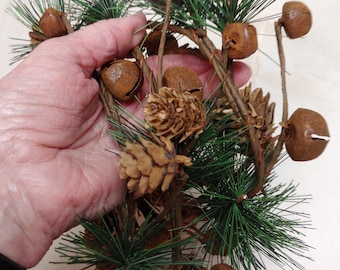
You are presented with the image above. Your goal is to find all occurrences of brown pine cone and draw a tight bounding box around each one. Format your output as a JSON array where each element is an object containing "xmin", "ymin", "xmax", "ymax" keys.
[
  {"xmin": 118, "ymin": 136, "xmax": 192, "ymax": 194},
  {"xmin": 241, "ymin": 85, "xmax": 277, "ymax": 148},
  {"xmin": 144, "ymin": 87, "xmax": 206, "ymax": 143},
  {"xmin": 215, "ymin": 85, "xmax": 277, "ymax": 149}
]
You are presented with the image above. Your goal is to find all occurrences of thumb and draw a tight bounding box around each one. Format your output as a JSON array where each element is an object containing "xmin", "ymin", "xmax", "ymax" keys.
[{"xmin": 24, "ymin": 13, "xmax": 147, "ymax": 76}]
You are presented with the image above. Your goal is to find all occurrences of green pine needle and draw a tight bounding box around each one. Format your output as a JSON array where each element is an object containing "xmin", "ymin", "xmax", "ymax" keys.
[
  {"xmin": 8, "ymin": 38, "xmax": 37, "ymax": 65},
  {"xmin": 185, "ymin": 110, "xmax": 248, "ymax": 187},
  {"xmin": 54, "ymin": 204, "xmax": 204, "ymax": 269},
  {"xmin": 188, "ymin": 175, "xmax": 312, "ymax": 270},
  {"xmin": 70, "ymin": 0, "xmax": 132, "ymax": 29},
  {"xmin": 138, "ymin": 0, "xmax": 277, "ymax": 32},
  {"xmin": 136, "ymin": 0, "xmax": 210, "ymax": 29},
  {"xmin": 7, "ymin": 0, "xmax": 65, "ymax": 30},
  {"xmin": 181, "ymin": 109, "xmax": 312, "ymax": 270},
  {"xmin": 106, "ymin": 102, "xmax": 152, "ymax": 148},
  {"xmin": 208, "ymin": 0, "xmax": 277, "ymax": 31}
]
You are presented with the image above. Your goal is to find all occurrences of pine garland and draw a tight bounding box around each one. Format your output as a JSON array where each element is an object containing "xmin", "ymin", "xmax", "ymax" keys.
[{"xmin": 6, "ymin": 1, "xmax": 329, "ymax": 270}]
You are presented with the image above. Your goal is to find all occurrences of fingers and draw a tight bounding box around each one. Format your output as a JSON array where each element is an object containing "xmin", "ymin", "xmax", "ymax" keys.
[
  {"xmin": 24, "ymin": 13, "xmax": 147, "ymax": 77},
  {"xmin": 231, "ymin": 61, "xmax": 251, "ymax": 87}
]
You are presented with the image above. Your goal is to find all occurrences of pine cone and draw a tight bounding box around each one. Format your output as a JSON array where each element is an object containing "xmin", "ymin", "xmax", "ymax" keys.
[
  {"xmin": 215, "ymin": 85, "xmax": 276, "ymax": 149},
  {"xmin": 118, "ymin": 136, "xmax": 192, "ymax": 194},
  {"xmin": 241, "ymin": 85, "xmax": 277, "ymax": 148},
  {"xmin": 144, "ymin": 87, "xmax": 206, "ymax": 143}
]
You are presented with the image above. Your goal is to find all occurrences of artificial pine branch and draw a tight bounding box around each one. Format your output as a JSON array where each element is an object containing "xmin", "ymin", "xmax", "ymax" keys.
[
  {"xmin": 149, "ymin": 21, "xmax": 266, "ymax": 198},
  {"xmin": 54, "ymin": 203, "xmax": 204, "ymax": 269},
  {"xmin": 5, "ymin": 1, "xmax": 323, "ymax": 270},
  {"xmin": 186, "ymin": 174, "xmax": 312, "ymax": 270}
]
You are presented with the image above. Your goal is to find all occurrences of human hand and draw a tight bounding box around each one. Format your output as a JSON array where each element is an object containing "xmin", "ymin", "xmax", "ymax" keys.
[{"xmin": 0, "ymin": 13, "xmax": 250, "ymax": 268}]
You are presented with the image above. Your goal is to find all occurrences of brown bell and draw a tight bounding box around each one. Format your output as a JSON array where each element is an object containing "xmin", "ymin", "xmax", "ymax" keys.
[
  {"xmin": 285, "ymin": 108, "xmax": 330, "ymax": 161},
  {"xmin": 39, "ymin": 7, "xmax": 68, "ymax": 38},
  {"xmin": 281, "ymin": 1, "xmax": 312, "ymax": 39},
  {"xmin": 222, "ymin": 22, "xmax": 258, "ymax": 59},
  {"xmin": 162, "ymin": 66, "xmax": 204, "ymax": 100},
  {"xmin": 144, "ymin": 30, "xmax": 179, "ymax": 56},
  {"xmin": 101, "ymin": 59, "xmax": 143, "ymax": 103},
  {"xmin": 211, "ymin": 263, "xmax": 235, "ymax": 270}
]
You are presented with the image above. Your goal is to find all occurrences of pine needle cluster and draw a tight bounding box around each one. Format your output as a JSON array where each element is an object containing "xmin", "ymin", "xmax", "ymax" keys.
[
  {"xmin": 55, "ymin": 204, "xmax": 203, "ymax": 270},
  {"xmin": 137, "ymin": 0, "xmax": 276, "ymax": 31}
]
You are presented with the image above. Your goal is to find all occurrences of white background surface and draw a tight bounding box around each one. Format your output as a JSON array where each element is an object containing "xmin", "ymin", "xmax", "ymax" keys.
[{"xmin": 0, "ymin": 0, "xmax": 339, "ymax": 269}]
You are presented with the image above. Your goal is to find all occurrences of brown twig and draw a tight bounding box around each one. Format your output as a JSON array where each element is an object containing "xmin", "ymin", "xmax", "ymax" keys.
[
  {"xmin": 93, "ymin": 69, "xmax": 117, "ymax": 121},
  {"xmin": 265, "ymin": 20, "xmax": 289, "ymax": 177},
  {"xmin": 62, "ymin": 14, "xmax": 74, "ymax": 34},
  {"xmin": 171, "ymin": 190, "xmax": 183, "ymax": 270},
  {"xmin": 198, "ymin": 34, "xmax": 265, "ymax": 198},
  {"xmin": 146, "ymin": 175, "xmax": 186, "ymax": 229},
  {"xmin": 157, "ymin": 0, "xmax": 172, "ymax": 90},
  {"xmin": 131, "ymin": 46, "xmax": 158, "ymax": 94}
]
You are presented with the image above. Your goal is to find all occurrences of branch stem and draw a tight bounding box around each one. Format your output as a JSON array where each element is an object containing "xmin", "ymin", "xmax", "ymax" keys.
[
  {"xmin": 132, "ymin": 46, "xmax": 158, "ymax": 94},
  {"xmin": 171, "ymin": 192, "xmax": 182, "ymax": 270},
  {"xmin": 62, "ymin": 15, "xmax": 74, "ymax": 34},
  {"xmin": 157, "ymin": 0, "xmax": 172, "ymax": 90},
  {"xmin": 265, "ymin": 20, "xmax": 289, "ymax": 177},
  {"xmin": 198, "ymin": 35, "xmax": 265, "ymax": 198}
]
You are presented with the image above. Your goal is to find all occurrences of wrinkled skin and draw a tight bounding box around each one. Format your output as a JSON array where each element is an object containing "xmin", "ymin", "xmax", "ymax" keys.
[{"xmin": 0, "ymin": 14, "xmax": 250, "ymax": 268}]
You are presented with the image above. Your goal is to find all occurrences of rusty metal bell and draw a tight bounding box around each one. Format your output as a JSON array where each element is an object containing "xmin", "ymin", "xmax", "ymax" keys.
[
  {"xmin": 281, "ymin": 1, "xmax": 312, "ymax": 39},
  {"xmin": 39, "ymin": 7, "xmax": 68, "ymax": 38},
  {"xmin": 101, "ymin": 59, "xmax": 143, "ymax": 103},
  {"xmin": 222, "ymin": 22, "xmax": 258, "ymax": 59},
  {"xmin": 162, "ymin": 66, "xmax": 204, "ymax": 100},
  {"xmin": 285, "ymin": 108, "xmax": 329, "ymax": 161}
]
